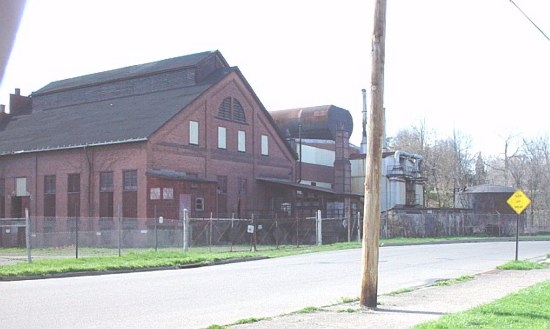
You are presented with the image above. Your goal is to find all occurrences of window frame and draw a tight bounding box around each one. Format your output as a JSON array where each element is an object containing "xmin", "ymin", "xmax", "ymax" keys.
[
  {"xmin": 238, "ymin": 130, "xmax": 246, "ymax": 152},
  {"xmin": 189, "ymin": 120, "xmax": 199, "ymax": 145},
  {"xmin": 217, "ymin": 126, "xmax": 227, "ymax": 149},
  {"xmin": 123, "ymin": 170, "xmax": 138, "ymax": 192}
]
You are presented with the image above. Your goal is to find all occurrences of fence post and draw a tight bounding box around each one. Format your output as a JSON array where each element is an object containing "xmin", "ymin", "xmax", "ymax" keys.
[
  {"xmin": 75, "ymin": 204, "xmax": 79, "ymax": 259},
  {"xmin": 275, "ymin": 213, "xmax": 279, "ymax": 250},
  {"xmin": 117, "ymin": 205, "xmax": 122, "ymax": 257},
  {"xmin": 357, "ymin": 212, "xmax": 361, "ymax": 243},
  {"xmin": 316, "ymin": 210, "xmax": 322, "ymax": 246},
  {"xmin": 251, "ymin": 214, "xmax": 257, "ymax": 252},
  {"xmin": 183, "ymin": 209, "xmax": 189, "ymax": 252},
  {"xmin": 209, "ymin": 213, "xmax": 213, "ymax": 252},
  {"xmin": 296, "ymin": 217, "xmax": 300, "ymax": 248},
  {"xmin": 25, "ymin": 208, "xmax": 31, "ymax": 263},
  {"xmin": 230, "ymin": 213, "xmax": 234, "ymax": 252},
  {"xmin": 154, "ymin": 205, "xmax": 158, "ymax": 252}
]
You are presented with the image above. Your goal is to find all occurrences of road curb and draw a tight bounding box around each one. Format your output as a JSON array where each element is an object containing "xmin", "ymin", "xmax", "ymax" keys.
[{"xmin": 0, "ymin": 256, "xmax": 269, "ymax": 281}]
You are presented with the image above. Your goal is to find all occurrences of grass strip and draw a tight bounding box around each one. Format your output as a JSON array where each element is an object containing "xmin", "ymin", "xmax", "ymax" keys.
[
  {"xmin": 497, "ymin": 260, "xmax": 547, "ymax": 271},
  {"xmin": 416, "ymin": 280, "xmax": 550, "ymax": 328},
  {"xmin": 0, "ymin": 243, "xmax": 361, "ymax": 277}
]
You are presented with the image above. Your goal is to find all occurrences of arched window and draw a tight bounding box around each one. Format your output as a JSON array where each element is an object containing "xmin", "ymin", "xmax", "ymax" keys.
[
  {"xmin": 217, "ymin": 97, "xmax": 246, "ymax": 123},
  {"xmin": 218, "ymin": 97, "xmax": 232, "ymax": 120},
  {"xmin": 232, "ymin": 99, "xmax": 246, "ymax": 123}
]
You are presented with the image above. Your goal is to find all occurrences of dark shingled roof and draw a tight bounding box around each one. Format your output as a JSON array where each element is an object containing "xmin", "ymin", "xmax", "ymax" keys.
[
  {"xmin": 0, "ymin": 58, "xmax": 233, "ymax": 155},
  {"xmin": 34, "ymin": 51, "xmax": 219, "ymax": 95}
]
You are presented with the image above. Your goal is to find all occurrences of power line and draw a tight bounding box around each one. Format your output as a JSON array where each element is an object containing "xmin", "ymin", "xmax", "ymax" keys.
[{"xmin": 509, "ymin": 0, "xmax": 550, "ymax": 42}]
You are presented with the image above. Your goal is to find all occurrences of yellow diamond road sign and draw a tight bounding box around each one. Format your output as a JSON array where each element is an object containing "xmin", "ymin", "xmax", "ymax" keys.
[{"xmin": 507, "ymin": 189, "xmax": 531, "ymax": 215}]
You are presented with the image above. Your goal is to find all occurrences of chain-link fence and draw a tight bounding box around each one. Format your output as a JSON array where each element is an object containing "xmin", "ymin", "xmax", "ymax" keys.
[
  {"xmin": 2, "ymin": 208, "xmax": 550, "ymax": 263},
  {"xmin": 0, "ymin": 212, "xmax": 362, "ymax": 262}
]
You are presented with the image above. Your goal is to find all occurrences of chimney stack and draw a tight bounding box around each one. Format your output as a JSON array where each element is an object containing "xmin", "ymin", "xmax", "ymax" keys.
[
  {"xmin": 0, "ymin": 104, "xmax": 8, "ymax": 125},
  {"xmin": 9, "ymin": 88, "xmax": 32, "ymax": 116}
]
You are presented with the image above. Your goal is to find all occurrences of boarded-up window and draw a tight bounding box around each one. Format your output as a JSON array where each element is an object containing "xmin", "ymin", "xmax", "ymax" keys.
[
  {"xmin": 122, "ymin": 191, "xmax": 137, "ymax": 219},
  {"xmin": 261, "ymin": 135, "xmax": 269, "ymax": 156},
  {"xmin": 16, "ymin": 177, "xmax": 27, "ymax": 196},
  {"xmin": 44, "ymin": 175, "xmax": 56, "ymax": 218},
  {"xmin": 123, "ymin": 170, "xmax": 137, "ymax": 218},
  {"xmin": 238, "ymin": 130, "xmax": 246, "ymax": 152},
  {"xmin": 189, "ymin": 121, "xmax": 199, "ymax": 145},
  {"xmin": 100, "ymin": 172, "xmax": 114, "ymax": 218},
  {"xmin": 67, "ymin": 174, "xmax": 80, "ymax": 218},
  {"xmin": 218, "ymin": 127, "xmax": 226, "ymax": 149},
  {"xmin": 99, "ymin": 191, "xmax": 114, "ymax": 218}
]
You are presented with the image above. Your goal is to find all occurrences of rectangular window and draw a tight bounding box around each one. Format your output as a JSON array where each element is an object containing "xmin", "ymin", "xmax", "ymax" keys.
[
  {"xmin": 163, "ymin": 187, "xmax": 174, "ymax": 200},
  {"xmin": 217, "ymin": 175, "xmax": 227, "ymax": 194},
  {"xmin": 238, "ymin": 130, "xmax": 246, "ymax": 152},
  {"xmin": 16, "ymin": 177, "xmax": 27, "ymax": 196},
  {"xmin": 218, "ymin": 126, "xmax": 226, "ymax": 149},
  {"xmin": 195, "ymin": 197, "xmax": 205, "ymax": 211},
  {"xmin": 261, "ymin": 135, "xmax": 269, "ymax": 156},
  {"xmin": 44, "ymin": 175, "xmax": 56, "ymax": 194},
  {"xmin": 68, "ymin": 174, "xmax": 80, "ymax": 193},
  {"xmin": 123, "ymin": 170, "xmax": 137, "ymax": 219},
  {"xmin": 123, "ymin": 170, "xmax": 137, "ymax": 191},
  {"xmin": 67, "ymin": 174, "xmax": 80, "ymax": 218},
  {"xmin": 238, "ymin": 177, "xmax": 248, "ymax": 195},
  {"xmin": 189, "ymin": 121, "xmax": 199, "ymax": 145},
  {"xmin": 100, "ymin": 172, "xmax": 114, "ymax": 192},
  {"xmin": 44, "ymin": 175, "xmax": 56, "ymax": 218},
  {"xmin": 150, "ymin": 188, "xmax": 161, "ymax": 200}
]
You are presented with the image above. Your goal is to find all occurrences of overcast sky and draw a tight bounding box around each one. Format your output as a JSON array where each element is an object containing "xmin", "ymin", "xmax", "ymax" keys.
[{"xmin": 1, "ymin": 0, "xmax": 549, "ymax": 157}]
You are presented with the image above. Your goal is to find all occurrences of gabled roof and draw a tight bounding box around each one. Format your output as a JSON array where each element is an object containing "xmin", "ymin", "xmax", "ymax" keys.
[
  {"xmin": 0, "ymin": 53, "xmax": 232, "ymax": 155},
  {"xmin": 34, "ymin": 51, "xmax": 224, "ymax": 95}
]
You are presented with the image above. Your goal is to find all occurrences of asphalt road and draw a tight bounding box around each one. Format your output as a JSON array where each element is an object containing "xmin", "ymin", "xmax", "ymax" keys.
[{"xmin": 1, "ymin": 241, "xmax": 549, "ymax": 329}]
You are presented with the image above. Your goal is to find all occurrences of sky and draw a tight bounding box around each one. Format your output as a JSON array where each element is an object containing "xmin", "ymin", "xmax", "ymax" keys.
[{"xmin": 1, "ymin": 0, "xmax": 549, "ymax": 157}]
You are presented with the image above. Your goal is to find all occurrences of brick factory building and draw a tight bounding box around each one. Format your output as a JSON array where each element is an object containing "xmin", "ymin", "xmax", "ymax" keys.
[{"xmin": 0, "ymin": 51, "xmax": 362, "ymax": 246}]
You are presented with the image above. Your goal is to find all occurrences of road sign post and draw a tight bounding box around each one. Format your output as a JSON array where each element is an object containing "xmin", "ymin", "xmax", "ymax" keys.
[{"xmin": 506, "ymin": 189, "xmax": 531, "ymax": 261}]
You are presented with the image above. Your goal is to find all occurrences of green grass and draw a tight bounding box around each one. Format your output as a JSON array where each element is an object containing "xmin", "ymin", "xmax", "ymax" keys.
[
  {"xmin": 497, "ymin": 260, "xmax": 548, "ymax": 271},
  {"xmin": 385, "ymin": 287, "xmax": 416, "ymax": 296},
  {"xmin": 416, "ymin": 280, "xmax": 550, "ymax": 328},
  {"xmin": 340, "ymin": 296, "xmax": 359, "ymax": 303},
  {"xmin": 433, "ymin": 275, "xmax": 474, "ymax": 287},
  {"xmin": 2, "ymin": 235, "xmax": 549, "ymax": 278},
  {"xmin": 0, "ymin": 243, "xmax": 362, "ymax": 278},
  {"xmin": 233, "ymin": 317, "xmax": 266, "ymax": 325},
  {"xmin": 293, "ymin": 306, "xmax": 323, "ymax": 314}
]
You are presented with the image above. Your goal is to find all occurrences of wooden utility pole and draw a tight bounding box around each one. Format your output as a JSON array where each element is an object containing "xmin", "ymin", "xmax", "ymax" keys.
[{"xmin": 360, "ymin": 0, "xmax": 387, "ymax": 309}]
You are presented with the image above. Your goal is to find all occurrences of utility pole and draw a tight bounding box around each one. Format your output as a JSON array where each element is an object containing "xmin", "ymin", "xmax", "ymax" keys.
[{"xmin": 360, "ymin": 0, "xmax": 387, "ymax": 309}]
